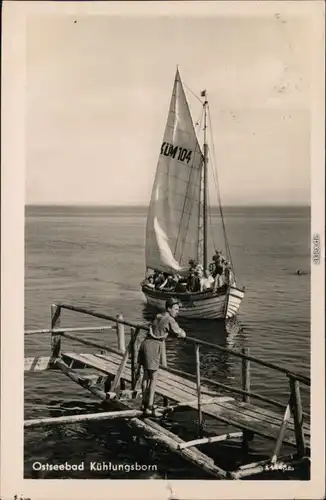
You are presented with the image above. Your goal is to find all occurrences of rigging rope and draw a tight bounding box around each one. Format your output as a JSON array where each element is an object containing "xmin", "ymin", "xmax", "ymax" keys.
[
  {"xmin": 183, "ymin": 82, "xmax": 205, "ymax": 105},
  {"xmin": 176, "ymin": 82, "xmax": 234, "ymax": 273},
  {"xmin": 175, "ymin": 101, "xmax": 205, "ymax": 265},
  {"xmin": 173, "ymin": 105, "xmax": 203, "ymax": 263},
  {"xmin": 207, "ymin": 182, "xmax": 217, "ymax": 252},
  {"xmin": 207, "ymin": 104, "xmax": 235, "ymax": 275}
]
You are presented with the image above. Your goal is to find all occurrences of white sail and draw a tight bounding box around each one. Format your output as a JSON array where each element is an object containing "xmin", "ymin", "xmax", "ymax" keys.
[{"xmin": 145, "ymin": 70, "xmax": 203, "ymax": 275}]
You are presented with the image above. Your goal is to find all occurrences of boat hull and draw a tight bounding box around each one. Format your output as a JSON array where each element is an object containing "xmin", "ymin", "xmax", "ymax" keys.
[{"xmin": 141, "ymin": 285, "xmax": 244, "ymax": 319}]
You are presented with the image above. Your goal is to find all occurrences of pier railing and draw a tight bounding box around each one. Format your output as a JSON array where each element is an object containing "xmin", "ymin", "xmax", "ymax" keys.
[{"xmin": 25, "ymin": 302, "xmax": 310, "ymax": 461}]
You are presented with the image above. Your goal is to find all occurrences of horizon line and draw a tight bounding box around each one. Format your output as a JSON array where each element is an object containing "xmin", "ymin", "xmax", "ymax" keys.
[{"xmin": 25, "ymin": 202, "xmax": 311, "ymax": 208}]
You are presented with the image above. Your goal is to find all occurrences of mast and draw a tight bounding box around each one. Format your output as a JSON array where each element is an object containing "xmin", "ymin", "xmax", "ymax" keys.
[{"xmin": 202, "ymin": 93, "xmax": 208, "ymax": 271}]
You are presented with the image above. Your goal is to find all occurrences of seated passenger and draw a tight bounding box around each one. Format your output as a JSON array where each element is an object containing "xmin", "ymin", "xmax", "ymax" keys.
[
  {"xmin": 145, "ymin": 276, "xmax": 155, "ymax": 289},
  {"xmin": 187, "ymin": 270, "xmax": 201, "ymax": 293},
  {"xmin": 152, "ymin": 269, "xmax": 160, "ymax": 280},
  {"xmin": 200, "ymin": 270, "xmax": 215, "ymax": 291},
  {"xmin": 160, "ymin": 275, "xmax": 177, "ymax": 291},
  {"xmin": 195, "ymin": 264, "xmax": 204, "ymax": 274},
  {"xmin": 208, "ymin": 261, "xmax": 217, "ymax": 277},
  {"xmin": 175, "ymin": 279, "xmax": 187, "ymax": 293},
  {"xmin": 154, "ymin": 272, "xmax": 165, "ymax": 289}
]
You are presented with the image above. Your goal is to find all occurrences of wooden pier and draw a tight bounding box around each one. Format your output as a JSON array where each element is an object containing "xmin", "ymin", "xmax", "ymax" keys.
[{"xmin": 24, "ymin": 303, "xmax": 310, "ymax": 480}]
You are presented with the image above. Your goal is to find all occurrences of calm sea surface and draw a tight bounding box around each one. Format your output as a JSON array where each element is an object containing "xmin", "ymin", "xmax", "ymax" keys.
[{"xmin": 24, "ymin": 205, "xmax": 310, "ymax": 479}]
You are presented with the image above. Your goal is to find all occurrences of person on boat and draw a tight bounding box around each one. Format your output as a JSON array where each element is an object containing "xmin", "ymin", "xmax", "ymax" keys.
[
  {"xmin": 152, "ymin": 269, "xmax": 160, "ymax": 280},
  {"xmin": 175, "ymin": 278, "xmax": 187, "ymax": 293},
  {"xmin": 159, "ymin": 274, "xmax": 178, "ymax": 291},
  {"xmin": 200, "ymin": 270, "xmax": 215, "ymax": 291},
  {"xmin": 213, "ymin": 261, "xmax": 227, "ymax": 291},
  {"xmin": 145, "ymin": 276, "xmax": 155, "ymax": 289},
  {"xmin": 137, "ymin": 297, "xmax": 186, "ymax": 416},
  {"xmin": 154, "ymin": 272, "xmax": 165, "ymax": 289},
  {"xmin": 188, "ymin": 259, "xmax": 197, "ymax": 273},
  {"xmin": 195, "ymin": 264, "xmax": 204, "ymax": 274},
  {"xmin": 224, "ymin": 262, "xmax": 236, "ymax": 286},
  {"xmin": 210, "ymin": 254, "xmax": 224, "ymax": 279},
  {"xmin": 187, "ymin": 270, "xmax": 201, "ymax": 292},
  {"xmin": 208, "ymin": 261, "xmax": 217, "ymax": 277}
]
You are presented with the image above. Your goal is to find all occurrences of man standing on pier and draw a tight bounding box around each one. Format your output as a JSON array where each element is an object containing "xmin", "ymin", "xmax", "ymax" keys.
[{"xmin": 137, "ymin": 297, "xmax": 186, "ymax": 417}]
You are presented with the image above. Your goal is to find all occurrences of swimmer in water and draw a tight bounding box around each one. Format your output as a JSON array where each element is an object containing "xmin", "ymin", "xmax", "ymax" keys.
[{"xmin": 296, "ymin": 269, "xmax": 308, "ymax": 275}]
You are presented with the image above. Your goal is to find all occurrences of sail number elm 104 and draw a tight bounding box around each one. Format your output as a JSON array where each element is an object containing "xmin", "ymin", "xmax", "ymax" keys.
[{"xmin": 160, "ymin": 142, "xmax": 193, "ymax": 164}]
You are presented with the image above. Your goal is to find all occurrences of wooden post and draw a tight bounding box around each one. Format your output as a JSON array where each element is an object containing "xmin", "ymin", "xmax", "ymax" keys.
[
  {"xmin": 161, "ymin": 340, "xmax": 169, "ymax": 407},
  {"xmin": 241, "ymin": 347, "xmax": 251, "ymax": 453},
  {"xmin": 51, "ymin": 304, "xmax": 61, "ymax": 358},
  {"xmin": 271, "ymin": 400, "xmax": 291, "ymax": 463},
  {"xmin": 111, "ymin": 345, "xmax": 130, "ymax": 393},
  {"xmin": 161, "ymin": 340, "xmax": 167, "ymax": 367},
  {"xmin": 195, "ymin": 343, "xmax": 202, "ymax": 437},
  {"xmin": 132, "ymin": 330, "xmax": 143, "ymax": 396},
  {"xmin": 289, "ymin": 376, "xmax": 306, "ymax": 457},
  {"xmin": 241, "ymin": 348, "xmax": 250, "ymax": 403},
  {"xmin": 116, "ymin": 314, "xmax": 126, "ymax": 353},
  {"xmin": 130, "ymin": 328, "xmax": 137, "ymax": 390}
]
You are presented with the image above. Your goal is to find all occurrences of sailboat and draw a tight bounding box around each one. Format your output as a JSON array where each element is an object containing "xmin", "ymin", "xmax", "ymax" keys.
[{"xmin": 141, "ymin": 69, "xmax": 245, "ymax": 319}]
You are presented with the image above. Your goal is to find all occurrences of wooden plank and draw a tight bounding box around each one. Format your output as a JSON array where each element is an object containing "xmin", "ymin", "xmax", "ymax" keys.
[
  {"xmin": 44, "ymin": 356, "xmax": 228, "ymax": 478},
  {"xmin": 154, "ymin": 363, "xmax": 311, "ymax": 418},
  {"xmin": 65, "ymin": 353, "xmax": 233, "ymax": 408},
  {"xmin": 94, "ymin": 351, "xmax": 234, "ymax": 401},
  {"xmin": 289, "ymin": 377, "xmax": 306, "ymax": 456},
  {"xmin": 198, "ymin": 401, "xmax": 310, "ymax": 448},
  {"xmin": 271, "ymin": 403, "xmax": 291, "ymax": 462},
  {"xmin": 24, "ymin": 409, "xmax": 144, "ymax": 428},
  {"xmin": 55, "ymin": 358, "xmax": 115, "ymax": 401},
  {"xmin": 63, "ymin": 352, "xmax": 121, "ymax": 375},
  {"xmin": 24, "ymin": 356, "xmax": 54, "ymax": 372},
  {"xmin": 195, "ymin": 343, "xmax": 203, "ymax": 436},
  {"xmin": 140, "ymin": 418, "xmax": 229, "ymax": 479},
  {"xmin": 163, "ymin": 397, "xmax": 233, "ymax": 413},
  {"xmin": 107, "ymin": 350, "xmax": 303, "ymax": 423},
  {"xmin": 62, "ymin": 350, "xmax": 309, "ymax": 445},
  {"xmin": 59, "ymin": 352, "xmax": 310, "ymax": 448},
  {"xmin": 216, "ymin": 400, "xmax": 310, "ymax": 436},
  {"xmin": 178, "ymin": 431, "xmax": 243, "ymax": 450},
  {"xmin": 25, "ymin": 326, "xmax": 113, "ymax": 336},
  {"xmin": 63, "ymin": 352, "xmax": 233, "ymax": 402},
  {"xmin": 207, "ymin": 397, "xmax": 310, "ymax": 436},
  {"xmin": 64, "ymin": 351, "xmax": 309, "ymax": 436},
  {"xmin": 72, "ymin": 372, "xmax": 106, "ymax": 385},
  {"xmin": 210, "ymin": 399, "xmax": 311, "ymax": 438},
  {"xmin": 231, "ymin": 456, "xmax": 310, "ymax": 480}
]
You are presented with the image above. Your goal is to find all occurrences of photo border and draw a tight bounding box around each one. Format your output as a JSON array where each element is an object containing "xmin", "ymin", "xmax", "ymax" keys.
[{"xmin": 1, "ymin": 1, "xmax": 324, "ymax": 499}]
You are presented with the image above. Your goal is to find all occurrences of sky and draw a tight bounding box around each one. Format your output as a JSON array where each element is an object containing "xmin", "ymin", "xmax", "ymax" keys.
[{"xmin": 26, "ymin": 8, "xmax": 313, "ymax": 206}]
